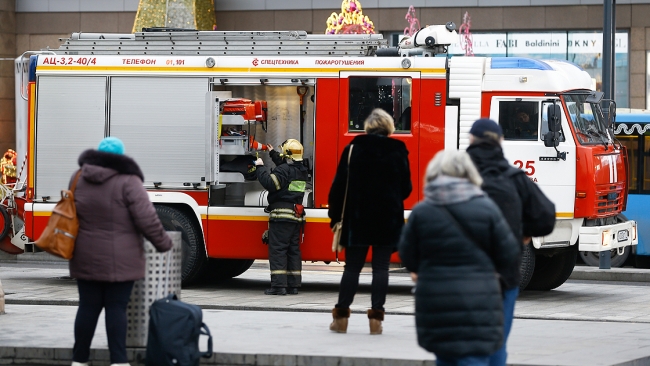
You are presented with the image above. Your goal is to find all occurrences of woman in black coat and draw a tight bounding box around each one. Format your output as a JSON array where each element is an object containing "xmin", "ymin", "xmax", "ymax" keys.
[
  {"xmin": 328, "ymin": 108, "xmax": 412, "ymax": 335},
  {"xmin": 398, "ymin": 150, "xmax": 518, "ymax": 366}
]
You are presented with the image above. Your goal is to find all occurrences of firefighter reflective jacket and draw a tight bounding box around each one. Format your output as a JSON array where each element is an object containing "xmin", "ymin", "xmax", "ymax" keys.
[{"xmin": 256, "ymin": 159, "xmax": 308, "ymax": 223}]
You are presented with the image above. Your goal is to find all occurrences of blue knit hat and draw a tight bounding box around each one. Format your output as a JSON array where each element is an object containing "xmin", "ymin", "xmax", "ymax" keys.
[
  {"xmin": 97, "ymin": 137, "xmax": 125, "ymax": 155},
  {"xmin": 469, "ymin": 118, "xmax": 503, "ymax": 138}
]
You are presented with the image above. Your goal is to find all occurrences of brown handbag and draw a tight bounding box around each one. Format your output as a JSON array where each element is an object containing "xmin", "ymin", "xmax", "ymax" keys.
[
  {"xmin": 331, "ymin": 145, "xmax": 353, "ymax": 253},
  {"xmin": 34, "ymin": 170, "xmax": 81, "ymax": 259}
]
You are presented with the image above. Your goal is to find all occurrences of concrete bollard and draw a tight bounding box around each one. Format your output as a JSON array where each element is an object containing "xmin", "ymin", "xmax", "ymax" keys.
[{"xmin": 0, "ymin": 279, "xmax": 5, "ymax": 314}]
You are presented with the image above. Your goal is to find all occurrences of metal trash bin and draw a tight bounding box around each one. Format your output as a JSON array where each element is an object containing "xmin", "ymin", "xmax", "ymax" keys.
[{"xmin": 126, "ymin": 231, "xmax": 182, "ymax": 347}]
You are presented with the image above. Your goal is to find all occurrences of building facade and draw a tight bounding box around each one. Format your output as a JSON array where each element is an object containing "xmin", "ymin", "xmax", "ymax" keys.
[{"xmin": 0, "ymin": 0, "xmax": 649, "ymax": 154}]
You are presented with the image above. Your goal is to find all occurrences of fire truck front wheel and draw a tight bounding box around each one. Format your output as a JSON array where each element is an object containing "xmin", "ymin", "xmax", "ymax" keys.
[
  {"xmin": 155, "ymin": 204, "xmax": 207, "ymax": 287},
  {"xmin": 525, "ymin": 245, "xmax": 578, "ymax": 291},
  {"xmin": 579, "ymin": 215, "xmax": 632, "ymax": 268}
]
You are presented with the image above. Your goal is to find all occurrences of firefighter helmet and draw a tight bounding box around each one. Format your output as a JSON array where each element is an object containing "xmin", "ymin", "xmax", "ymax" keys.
[{"xmin": 280, "ymin": 139, "xmax": 303, "ymax": 161}]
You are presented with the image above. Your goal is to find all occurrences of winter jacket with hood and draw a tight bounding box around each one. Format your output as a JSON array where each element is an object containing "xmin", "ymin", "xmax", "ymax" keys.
[
  {"xmin": 467, "ymin": 141, "xmax": 556, "ymax": 289},
  {"xmin": 398, "ymin": 175, "xmax": 519, "ymax": 359},
  {"xmin": 328, "ymin": 134, "xmax": 412, "ymax": 248},
  {"xmin": 69, "ymin": 150, "xmax": 173, "ymax": 282}
]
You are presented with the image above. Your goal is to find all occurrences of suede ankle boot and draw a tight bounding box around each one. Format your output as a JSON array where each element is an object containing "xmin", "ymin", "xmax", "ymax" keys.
[
  {"xmin": 329, "ymin": 307, "xmax": 350, "ymax": 333},
  {"xmin": 367, "ymin": 308, "xmax": 384, "ymax": 335}
]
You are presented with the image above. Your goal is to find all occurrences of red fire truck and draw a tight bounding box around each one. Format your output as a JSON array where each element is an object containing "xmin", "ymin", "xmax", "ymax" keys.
[{"xmin": 3, "ymin": 24, "xmax": 637, "ymax": 289}]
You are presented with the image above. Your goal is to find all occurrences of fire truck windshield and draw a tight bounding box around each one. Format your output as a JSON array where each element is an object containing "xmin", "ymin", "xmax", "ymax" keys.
[{"xmin": 562, "ymin": 93, "xmax": 610, "ymax": 146}]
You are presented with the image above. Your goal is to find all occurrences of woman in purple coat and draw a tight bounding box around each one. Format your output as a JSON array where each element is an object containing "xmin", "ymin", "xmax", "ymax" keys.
[{"xmin": 70, "ymin": 137, "xmax": 172, "ymax": 366}]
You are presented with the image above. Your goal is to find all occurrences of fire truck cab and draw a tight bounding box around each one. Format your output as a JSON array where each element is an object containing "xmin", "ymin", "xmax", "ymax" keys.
[{"xmin": 5, "ymin": 25, "xmax": 636, "ymax": 289}]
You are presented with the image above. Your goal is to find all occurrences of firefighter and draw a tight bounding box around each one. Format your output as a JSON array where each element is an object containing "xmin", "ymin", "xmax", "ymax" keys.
[{"xmin": 255, "ymin": 139, "xmax": 308, "ymax": 295}]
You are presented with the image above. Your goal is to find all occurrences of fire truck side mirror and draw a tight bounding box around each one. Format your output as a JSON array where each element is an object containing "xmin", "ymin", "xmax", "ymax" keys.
[
  {"xmin": 543, "ymin": 132, "xmax": 559, "ymax": 148},
  {"xmin": 547, "ymin": 104, "xmax": 562, "ymax": 133}
]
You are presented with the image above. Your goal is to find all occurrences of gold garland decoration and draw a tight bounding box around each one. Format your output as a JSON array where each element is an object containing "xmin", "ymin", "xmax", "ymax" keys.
[
  {"xmin": 132, "ymin": 0, "xmax": 216, "ymax": 33},
  {"xmin": 326, "ymin": 0, "xmax": 375, "ymax": 35}
]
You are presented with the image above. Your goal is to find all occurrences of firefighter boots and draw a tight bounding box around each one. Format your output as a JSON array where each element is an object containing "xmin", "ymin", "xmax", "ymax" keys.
[
  {"xmin": 368, "ymin": 309, "xmax": 384, "ymax": 335},
  {"xmin": 287, "ymin": 287, "xmax": 299, "ymax": 295},
  {"xmin": 264, "ymin": 287, "xmax": 287, "ymax": 295},
  {"xmin": 329, "ymin": 307, "xmax": 350, "ymax": 333}
]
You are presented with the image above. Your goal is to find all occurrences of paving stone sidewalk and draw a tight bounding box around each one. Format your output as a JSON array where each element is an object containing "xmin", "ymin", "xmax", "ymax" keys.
[
  {"xmin": 3, "ymin": 261, "xmax": 650, "ymax": 322},
  {"xmin": 4, "ymin": 259, "xmax": 650, "ymax": 365}
]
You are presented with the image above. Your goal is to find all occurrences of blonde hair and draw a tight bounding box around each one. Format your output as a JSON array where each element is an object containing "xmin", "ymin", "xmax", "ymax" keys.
[
  {"xmin": 364, "ymin": 108, "xmax": 395, "ymax": 136},
  {"xmin": 425, "ymin": 150, "xmax": 483, "ymax": 186}
]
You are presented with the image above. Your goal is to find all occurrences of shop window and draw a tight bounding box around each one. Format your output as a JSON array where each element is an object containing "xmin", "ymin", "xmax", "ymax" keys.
[{"xmin": 348, "ymin": 76, "xmax": 411, "ymax": 133}]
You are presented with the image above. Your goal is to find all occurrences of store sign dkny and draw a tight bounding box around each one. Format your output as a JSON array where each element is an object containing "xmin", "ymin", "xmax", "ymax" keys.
[{"xmin": 448, "ymin": 31, "xmax": 628, "ymax": 55}]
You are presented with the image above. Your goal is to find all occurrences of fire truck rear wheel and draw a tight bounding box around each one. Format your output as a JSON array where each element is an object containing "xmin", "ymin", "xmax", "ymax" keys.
[
  {"xmin": 525, "ymin": 245, "xmax": 578, "ymax": 291},
  {"xmin": 519, "ymin": 243, "xmax": 536, "ymax": 290},
  {"xmin": 155, "ymin": 205, "xmax": 207, "ymax": 287},
  {"xmin": 204, "ymin": 259, "xmax": 255, "ymax": 282},
  {"xmin": 0, "ymin": 206, "xmax": 10, "ymax": 242}
]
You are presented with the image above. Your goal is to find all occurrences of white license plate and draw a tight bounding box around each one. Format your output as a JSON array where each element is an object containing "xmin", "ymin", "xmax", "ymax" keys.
[{"xmin": 617, "ymin": 230, "xmax": 629, "ymax": 242}]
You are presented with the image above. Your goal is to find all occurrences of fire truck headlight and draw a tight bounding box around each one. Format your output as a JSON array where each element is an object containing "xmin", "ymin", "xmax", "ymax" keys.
[{"xmin": 602, "ymin": 230, "xmax": 612, "ymax": 247}]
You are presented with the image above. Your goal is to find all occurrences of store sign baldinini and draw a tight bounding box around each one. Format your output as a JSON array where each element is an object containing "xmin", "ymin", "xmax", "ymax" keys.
[{"xmin": 447, "ymin": 31, "xmax": 628, "ymax": 55}]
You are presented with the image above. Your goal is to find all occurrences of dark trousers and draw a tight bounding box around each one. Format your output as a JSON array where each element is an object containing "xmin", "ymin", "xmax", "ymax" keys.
[
  {"xmin": 73, "ymin": 279, "xmax": 134, "ymax": 364},
  {"xmin": 268, "ymin": 220, "xmax": 302, "ymax": 288},
  {"xmin": 336, "ymin": 245, "xmax": 393, "ymax": 311}
]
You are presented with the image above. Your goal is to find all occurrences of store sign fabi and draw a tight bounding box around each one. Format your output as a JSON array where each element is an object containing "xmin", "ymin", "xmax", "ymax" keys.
[{"xmin": 448, "ymin": 31, "xmax": 628, "ymax": 55}]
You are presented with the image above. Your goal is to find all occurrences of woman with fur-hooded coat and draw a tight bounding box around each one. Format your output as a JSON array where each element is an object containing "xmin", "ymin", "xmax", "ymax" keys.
[
  {"xmin": 398, "ymin": 150, "xmax": 518, "ymax": 366},
  {"xmin": 328, "ymin": 108, "xmax": 412, "ymax": 335},
  {"xmin": 70, "ymin": 137, "xmax": 172, "ymax": 366}
]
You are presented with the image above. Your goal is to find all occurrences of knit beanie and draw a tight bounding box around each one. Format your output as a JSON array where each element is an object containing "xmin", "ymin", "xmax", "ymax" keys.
[
  {"xmin": 97, "ymin": 137, "xmax": 125, "ymax": 155},
  {"xmin": 469, "ymin": 118, "xmax": 503, "ymax": 138}
]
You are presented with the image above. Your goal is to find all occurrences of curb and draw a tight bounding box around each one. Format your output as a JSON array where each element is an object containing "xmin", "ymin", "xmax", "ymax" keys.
[
  {"xmin": 6, "ymin": 300, "xmax": 650, "ymax": 324},
  {"xmin": 569, "ymin": 266, "xmax": 650, "ymax": 282},
  {"xmin": 0, "ymin": 346, "xmax": 436, "ymax": 366},
  {"xmin": 1, "ymin": 346, "xmax": 649, "ymax": 366}
]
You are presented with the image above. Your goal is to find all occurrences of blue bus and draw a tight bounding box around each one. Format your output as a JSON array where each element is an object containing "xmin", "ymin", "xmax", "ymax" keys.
[{"xmin": 597, "ymin": 111, "xmax": 650, "ymax": 267}]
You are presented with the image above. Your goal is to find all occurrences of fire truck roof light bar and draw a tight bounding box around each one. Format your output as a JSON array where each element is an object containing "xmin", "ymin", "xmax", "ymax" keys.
[{"xmin": 491, "ymin": 57, "xmax": 553, "ymax": 71}]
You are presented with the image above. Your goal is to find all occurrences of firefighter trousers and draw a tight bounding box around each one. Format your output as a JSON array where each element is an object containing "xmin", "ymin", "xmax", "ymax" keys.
[{"xmin": 268, "ymin": 220, "xmax": 302, "ymax": 288}]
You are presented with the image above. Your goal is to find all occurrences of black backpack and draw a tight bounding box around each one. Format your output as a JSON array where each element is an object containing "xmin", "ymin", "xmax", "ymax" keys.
[
  {"xmin": 146, "ymin": 294, "xmax": 213, "ymax": 366},
  {"xmin": 480, "ymin": 165, "xmax": 556, "ymax": 240},
  {"xmin": 480, "ymin": 166, "xmax": 524, "ymax": 240}
]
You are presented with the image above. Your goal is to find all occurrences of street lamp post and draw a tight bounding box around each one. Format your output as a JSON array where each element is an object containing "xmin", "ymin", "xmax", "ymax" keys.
[{"xmin": 600, "ymin": 0, "xmax": 616, "ymax": 269}]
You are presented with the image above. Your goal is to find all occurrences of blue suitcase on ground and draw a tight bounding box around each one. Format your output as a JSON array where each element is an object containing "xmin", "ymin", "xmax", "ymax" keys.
[{"xmin": 146, "ymin": 293, "xmax": 213, "ymax": 366}]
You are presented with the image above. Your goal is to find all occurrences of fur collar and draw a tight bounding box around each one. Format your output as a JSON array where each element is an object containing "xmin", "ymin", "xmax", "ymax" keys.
[{"xmin": 78, "ymin": 149, "xmax": 144, "ymax": 181}]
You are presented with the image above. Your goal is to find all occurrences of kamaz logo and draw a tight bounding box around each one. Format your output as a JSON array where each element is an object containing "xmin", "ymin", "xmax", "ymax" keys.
[{"xmin": 252, "ymin": 58, "xmax": 259, "ymax": 66}]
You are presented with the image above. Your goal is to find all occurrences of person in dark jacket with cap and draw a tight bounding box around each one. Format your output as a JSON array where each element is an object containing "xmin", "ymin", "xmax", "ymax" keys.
[
  {"xmin": 398, "ymin": 149, "xmax": 519, "ymax": 366},
  {"xmin": 466, "ymin": 118, "xmax": 555, "ymax": 366},
  {"xmin": 328, "ymin": 108, "xmax": 412, "ymax": 335},
  {"xmin": 70, "ymin": 137, "xmax": 173, "ymax": 366},
  {"xmin": 255, "ymin": 138, "xmax": 308, "ymax": 296}
]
